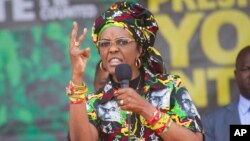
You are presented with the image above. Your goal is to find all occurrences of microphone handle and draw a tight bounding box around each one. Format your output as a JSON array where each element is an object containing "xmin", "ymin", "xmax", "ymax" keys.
[
  {"xmin": 127, "ymin": 113, "xmax": 131, "ymax": 141},
  {"xmin": 120, "ymin": 80, "xmax": 129, "ymax": 88},
  {"xmin": 120, "ymin": 80, "xmax": 131, "ymax": 141}
]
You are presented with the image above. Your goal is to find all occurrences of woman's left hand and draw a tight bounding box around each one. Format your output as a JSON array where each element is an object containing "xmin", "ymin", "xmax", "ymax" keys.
[{"xmin": 114, "ymin": 88, "xmax": 153, "ymax": 114}]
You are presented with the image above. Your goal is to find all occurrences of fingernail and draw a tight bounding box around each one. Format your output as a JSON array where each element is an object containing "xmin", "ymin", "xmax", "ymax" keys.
[{"xmin": 85, "ymin": 47, "xmax": 90, "ymax": 50}]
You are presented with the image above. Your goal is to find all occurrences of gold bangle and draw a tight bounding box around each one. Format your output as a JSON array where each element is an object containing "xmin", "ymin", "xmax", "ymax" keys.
[{"xmin": 66, "ymin": 81, "xmax": 88, "ymax": 95}]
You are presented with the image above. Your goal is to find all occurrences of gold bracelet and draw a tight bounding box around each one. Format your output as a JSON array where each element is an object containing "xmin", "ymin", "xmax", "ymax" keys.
[
  {"xmin": 66, "ymin": 81, "xmax": 88, "ymax": 95},
  {"xmin": 66, "ymin": 80, "xmax": 88, "ymax": 104}
]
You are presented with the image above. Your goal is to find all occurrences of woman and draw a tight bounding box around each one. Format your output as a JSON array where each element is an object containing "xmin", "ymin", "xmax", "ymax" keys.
[{"xmin": 67, "ymin": 1, "xmax": 203, "ymax": 141}]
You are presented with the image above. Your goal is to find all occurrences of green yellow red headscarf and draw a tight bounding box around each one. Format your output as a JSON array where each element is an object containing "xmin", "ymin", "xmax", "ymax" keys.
[{"xmin": 92, "ymin": 1, "xmax": 166, "ymax": 74}]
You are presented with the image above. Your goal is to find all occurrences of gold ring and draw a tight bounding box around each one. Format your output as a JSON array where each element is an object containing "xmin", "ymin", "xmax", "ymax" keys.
[
  {"xmin": 120, "ymin": 100, "xmax": 124, "ymax": 105},
  {"xmin": 74, "ymin": 41, "xmax": 80, "ymax": 47}
]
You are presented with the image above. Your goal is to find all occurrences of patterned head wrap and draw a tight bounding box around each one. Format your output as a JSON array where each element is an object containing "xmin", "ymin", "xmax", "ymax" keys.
[{"xmin": 92, "ymin": 1, "xmax": 166, "ymax": 74}]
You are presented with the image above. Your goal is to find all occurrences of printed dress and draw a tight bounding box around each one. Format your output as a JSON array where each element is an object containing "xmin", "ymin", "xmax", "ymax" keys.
[{"xmin": 86, "ymin": 68, "xmax": 203, "ymax": 141}]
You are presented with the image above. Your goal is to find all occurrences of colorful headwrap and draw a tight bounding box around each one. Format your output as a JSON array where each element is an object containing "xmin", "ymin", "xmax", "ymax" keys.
[{"xmin": 92, "ymin": 1, "xmax": 166, "ymax": 74}]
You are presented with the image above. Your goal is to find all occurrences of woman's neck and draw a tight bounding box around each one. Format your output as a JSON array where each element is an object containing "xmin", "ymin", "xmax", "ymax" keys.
[
  {"xmin": 111, "ymin": 69, "xmax": 141, "ymax": 83},
  {"xmin": 110, "ymin": 68, "xmax": 142, "ymax": 89}
]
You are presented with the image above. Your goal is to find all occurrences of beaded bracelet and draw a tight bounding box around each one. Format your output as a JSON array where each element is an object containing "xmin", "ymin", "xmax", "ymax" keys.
[
  {"xmin": 160, "ymin": 119, "xmax": 173, "ymax": 135},
  {"xmin": 69, "ymin": 99, "xmax": 85, "ymax": 104},
  {"xmin": 66, "ymin": 81, "xmax": 87, "ymax": 94},
  {"xmin": 66, "ymin": 80, "xmax": 88, "ymax": 104},
  {"xmin": 147, "ymin": 109, "xmax": 162, "ymax": 125},
  {"xmin": 150, "ymin": 113, "xmax": 172, "ymax": 134},
  {"xmin": 154, "ymin": 116, "xmax": 171, "ymax": 134}
]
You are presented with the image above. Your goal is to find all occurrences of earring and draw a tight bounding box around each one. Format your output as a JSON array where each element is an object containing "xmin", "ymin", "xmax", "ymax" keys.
[
  {"xmin": 99, "ymin": 61, "xmax": 106, "ymax": 71},
  {"xmin": 135, "ymin": 58, "xmax": 141, "ymax": 68}
]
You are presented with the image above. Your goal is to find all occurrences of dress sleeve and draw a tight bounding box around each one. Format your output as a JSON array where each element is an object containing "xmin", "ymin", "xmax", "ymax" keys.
[{"xmin": 168, "ymin": 75, "xmax": 203, "ymax": 133}]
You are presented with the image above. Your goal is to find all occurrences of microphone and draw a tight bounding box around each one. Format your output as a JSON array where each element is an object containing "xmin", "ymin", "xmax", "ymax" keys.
[
  {"xmin": 115, "ymin": 63, "xmax": 132, "ymax": 87},
  {"xmin": 115, "ymin": 64, "xmax": 132, "ymax": 141}
]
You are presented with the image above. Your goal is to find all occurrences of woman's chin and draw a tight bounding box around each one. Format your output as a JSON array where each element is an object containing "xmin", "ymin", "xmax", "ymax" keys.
[{"xmin": 106, "ymin": 67, "xmax": 115, "ymax": 75}]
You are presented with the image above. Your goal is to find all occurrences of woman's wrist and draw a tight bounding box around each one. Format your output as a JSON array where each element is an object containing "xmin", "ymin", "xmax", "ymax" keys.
[
  {"xmin": 71, "ymin": 74, "xmax": 83, "ymax": 85},
  {"xmin": 139, "ymin": 101, "xmax": 157, "ymax": 122},
  {"xmin": 147, "ymin": 109, "xmax": 162, "ymax": 125}
]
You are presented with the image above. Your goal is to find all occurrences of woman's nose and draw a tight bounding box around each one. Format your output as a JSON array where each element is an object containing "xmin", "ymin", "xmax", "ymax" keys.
[{"xmin": 108, "ymin": 43, "xmax": 119, "ymax": 53}]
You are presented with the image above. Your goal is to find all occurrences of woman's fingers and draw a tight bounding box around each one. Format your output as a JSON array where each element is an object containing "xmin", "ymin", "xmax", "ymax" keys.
[
  {"xmin": 119, "ymin": 97, "xmax": 137, "ymax": 111},
  {"xmin": 114, "ymin": 88, "xmax": 131, "ymax": 96},
  {"xmin": 69, "ymin": 22, "xmax": 89, "ymax": 59},
  {"xmin": 78, "ymin": 28, "xmax": 87, "ymax": 44},
  {"xmin": 79, "ymin": 48, "xmax": 90, "ymax": 58},
  {"xmin": 115, "ymin": 88, "xmax": 141, "ymax": 109},
  {"xmin": 70, "ymin": 21, "xmax": 78, "ymax": 48},
  {"xmin": 119, "ymin": 99, "xmax": 124, "ymax": 106},
  {"xmin": 119, "ymin": 97, "xmax": 132, "ymax": 106},
  {"xmin": 68, "ymin": 22, "xmax": 90, "ymax": 77},
  {"xmin": 70, "ymin": 21, "xmax": 87, "ymax": 48}
]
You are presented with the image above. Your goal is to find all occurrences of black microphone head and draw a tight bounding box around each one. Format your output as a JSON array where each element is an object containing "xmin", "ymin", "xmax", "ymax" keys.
[{"xmin": 115, "ymin": 64, "xmax": 132, "ymax": 81}]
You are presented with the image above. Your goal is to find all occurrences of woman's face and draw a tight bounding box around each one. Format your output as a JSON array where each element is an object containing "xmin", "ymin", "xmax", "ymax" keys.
[{"xmin": 98, "ymin": 26, "xmax": 141, "ymax": 78}]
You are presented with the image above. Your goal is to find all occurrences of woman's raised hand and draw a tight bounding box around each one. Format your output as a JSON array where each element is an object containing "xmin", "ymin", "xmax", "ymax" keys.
[{"xmin": 69, "ymin": 21, "xmax": 90, "ymax": 82}]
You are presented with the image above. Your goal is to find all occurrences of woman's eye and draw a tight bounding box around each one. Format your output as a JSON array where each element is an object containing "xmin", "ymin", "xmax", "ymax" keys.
[
  {"xmin": 99, "ymin": 41, "xmax": 110, "ymax": 47},
  {"xmin": 117, "ymin": 39, "xmax": 129, "ymax": 46}
]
